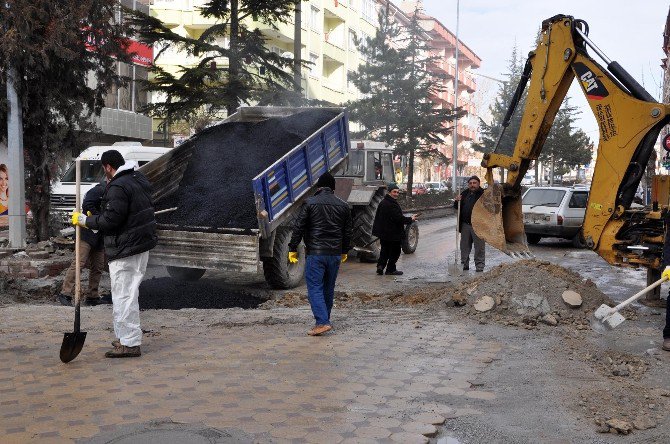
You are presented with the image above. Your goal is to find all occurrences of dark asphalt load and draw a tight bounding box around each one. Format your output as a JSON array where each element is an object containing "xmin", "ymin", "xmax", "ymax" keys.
[
  {"xmin": 138, "ymin": 278, "xmax": 266, "ymax": 310},
  {"xmin": 156, "ymin": 109, "xmax": 340, "ymax": 230}
]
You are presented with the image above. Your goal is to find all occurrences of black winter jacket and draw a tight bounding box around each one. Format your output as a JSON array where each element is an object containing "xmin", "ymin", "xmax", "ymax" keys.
[
  {"xmin": 81, "ymin": 182, "xmax": 105, "ymax": 251},
  {"xmin": 289, "ymin": 187, "xmax": 352, "ymax": 256},
  {"xmin": 454, "ymin": 188, "xmax": 484, "ymax": 231},
  {"xmin": 372, "ymin": 194, "xmax": 413, "ymax": 242},
  {"xmin": 86, "ymin": 165, "xmax": 157, "ymax": 262}
]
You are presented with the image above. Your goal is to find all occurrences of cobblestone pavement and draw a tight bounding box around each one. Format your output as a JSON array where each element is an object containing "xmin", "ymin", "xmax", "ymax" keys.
[{"xmin": 0, "ymin": 305, "xmax": 501, "ymax": 443}]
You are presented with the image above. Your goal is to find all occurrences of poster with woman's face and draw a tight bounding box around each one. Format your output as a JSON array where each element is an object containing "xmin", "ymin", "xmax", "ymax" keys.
[{"xmin": 0, "ymin": 143, "xmax": 9, "ymax": 226}]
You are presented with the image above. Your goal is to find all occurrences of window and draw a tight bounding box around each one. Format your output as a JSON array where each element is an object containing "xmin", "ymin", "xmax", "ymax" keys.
[
  {"xmin": 309, "ymin": 6, "xmax": 320, "ymax": 32},
  {"xmin": 522, "ymin": 189, "xmax": 566, "ymax": 207},
  {"xmin": 361, "ymin": 0, "xmax": 374, "ymax": 22},
  {"xmin": 309, "ymin": 53, "xmax": 319, "ymax": 76},
  {"xmin": 569, "ymin": 191, "xmax": 589, "ymax": 209}
]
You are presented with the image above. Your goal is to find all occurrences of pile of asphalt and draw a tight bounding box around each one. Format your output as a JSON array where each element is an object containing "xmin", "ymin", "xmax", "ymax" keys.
[
  {"xmin": 138, "ymin": 278, "xmax": 266, "ymax": 310},
  {"xmin": 156, "ymin": 109, "xmax": 339, "ymax": 230}
]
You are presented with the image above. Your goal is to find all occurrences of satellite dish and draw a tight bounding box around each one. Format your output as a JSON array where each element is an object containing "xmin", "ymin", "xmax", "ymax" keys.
[{"xmin": 281, "ymin": 51, "xmax": 294, "ymax": 59}]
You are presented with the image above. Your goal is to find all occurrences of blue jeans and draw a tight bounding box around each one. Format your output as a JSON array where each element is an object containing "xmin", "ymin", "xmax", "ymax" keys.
[{"xmin": 305, "ymin": 255, "xmax": 341, "ymax": 326}]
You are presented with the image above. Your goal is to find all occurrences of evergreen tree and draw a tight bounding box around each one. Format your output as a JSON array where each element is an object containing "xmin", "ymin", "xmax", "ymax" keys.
[
  {"xmin": 541, "ymin": 99, "xmax": 592, "ymax": 176},
  {"xmin": 129, "ymin": 0, "xmax": 302, "ymax": 122},
  {"xmin": 348, "ymin": 6, "xmax": 464, "ymax": 195},
  {"xmin": 472, "ymin": 45, "xmax": 526, "ymax": 157},
  {"xmin": 0, "ymin": 0, "xmax": 130, "ymax": 240}
]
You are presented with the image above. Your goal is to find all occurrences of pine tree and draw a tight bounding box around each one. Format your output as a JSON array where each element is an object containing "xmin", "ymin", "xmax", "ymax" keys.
[
  {"xmin": 0, "ymin": 0, "xmax": 130, "ymax": 240},
  {"xmin": 129, "ymin": 0, "xmax": 303, "ymax": 122},
  {"xmin": 541, "ymin": 99, "xmax": 592, "ymax": 177},
  {"xmin": 348, "ymin": 6, "xmax": 464, "ymax": 195}
]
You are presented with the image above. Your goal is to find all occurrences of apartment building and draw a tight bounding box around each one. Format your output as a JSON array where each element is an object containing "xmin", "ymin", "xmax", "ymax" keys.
[{"xmin": 150, "ymin": 0, "xmax": 378, "ymax": 106}]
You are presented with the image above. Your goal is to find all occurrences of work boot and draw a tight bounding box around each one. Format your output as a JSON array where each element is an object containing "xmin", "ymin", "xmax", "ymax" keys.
[
  {"xmin": 376, "ymin": 266, "xmax": 384, "ymax": 275},
  {"xmin": 105, "ymin": 345, "xmax": 141, "ymax": 358},
  {"xmin": 663, "ymin": 338, "xmax": 670, "ymax": 351},
  {"xmin": 112, "ymin": 339, "xmax": 121, "ymax": 347},
  {"xmin": 58, "ymin": 294, "xmax": 72, "ymax": 306},
  {"xmin": 385, "ymin": 270, "xmax": 403, "ymax": 275},
  {"xmin": 85, "ymin": 295, "xmax": 113, "ymax": 306},
  {"xmin": 308, "ymin": 325, "xmax": 332, "ymax": 336}
]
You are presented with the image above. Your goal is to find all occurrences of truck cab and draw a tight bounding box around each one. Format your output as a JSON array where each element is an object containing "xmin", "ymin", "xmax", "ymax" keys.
[
  {"xmin": 51, "ymin": 142, "xmax": 171, "ymax": 215},
  {"xmin": 341, "ymin": 140, "xmax": 395, "ymax": 184}
]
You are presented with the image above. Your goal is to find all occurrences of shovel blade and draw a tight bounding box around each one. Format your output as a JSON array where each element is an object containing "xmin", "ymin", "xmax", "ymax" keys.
[
  {"xmin": 471, "ymin": 184, "xmax": 530, "ymax": 257},
  {"xmin": 60, "ymin": 331, "xmax": 87, "ymax": 363},
  {"xmin": 592, "ymin": 304, "xmax": 625, "ymax": 330}
]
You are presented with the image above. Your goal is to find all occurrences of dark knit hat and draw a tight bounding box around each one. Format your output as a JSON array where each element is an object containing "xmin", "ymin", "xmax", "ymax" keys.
[
  {"xmin": 316, "ymin": 172, "xmax": 336, "ymax": 190},
  {"xmin": 387, "ymin": 183, "xmax": 399, "ymax": 191},
  {"xmin": 468, "ymin": 175, "xmax": 481, "ymax": 183}
]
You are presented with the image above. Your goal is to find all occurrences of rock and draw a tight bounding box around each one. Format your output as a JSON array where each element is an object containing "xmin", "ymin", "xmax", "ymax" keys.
[
  {"xmin": 451, "ymin": 293, "xmax": 467, "ymax": 306},
  {"xmin": 633, "ymin": 417, "xmax": 656, "ymax": 430},
  {"xmin": 612, "ymin": 364, "xmax": 630, "ymax": 377},
  {"xmin": 606, "ymin": 419, "xmax": 633, "ymax": 434},
  {"xmin": 474, "ymin": 296, "xmax": 495, "ymax": 313},
  {"xmin": 27, "ymin": 250, "xmax": 50, "ymax": 260},
  {"xmin": 540, "ymin": 314, "xmax": 558, "ymax": 326},
  {"xmin": 562, "ymin": 290, "xmax": 583, "ymax": 308},
  {"xmin": 510, "ymin": 293, "xmax": 551, "ymax": 316}
]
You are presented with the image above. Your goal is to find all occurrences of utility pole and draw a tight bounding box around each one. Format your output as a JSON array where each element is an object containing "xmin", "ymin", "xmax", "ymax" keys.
[
  {"xmin": 6, "ymin": 65, "xmax": 27, "ymax": 248},
  {"xmin": 452, "ymin": 0, "xmax": 461, "ymax": 268},
  {"xmin": 293, "ymin": 0, "xmax": 302, "ymax": 93}
]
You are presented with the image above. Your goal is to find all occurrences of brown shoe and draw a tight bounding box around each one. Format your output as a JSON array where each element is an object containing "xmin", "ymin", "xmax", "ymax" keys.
[
  {"xmin": 663, "ymin": 338, "xmax": 670, "ymax": 351},
  {"xmin": 111, "ymin": 339, "xmax": 121, "ymax": 347},
  {"xmin": 105, "ymin": 345, "xmax": 141, "ymax": 358},
  {"xmin": 308, "ymin": 325, "xmax": 332, "ymax": 336}
]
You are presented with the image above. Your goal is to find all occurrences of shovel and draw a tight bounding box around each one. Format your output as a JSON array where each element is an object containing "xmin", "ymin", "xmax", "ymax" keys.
[
  {"xmin": 60, "ymin": 159, "xmax": 86, "ymax": 363},
  {"xmin": 592, "ymin": 276, "xmax": 668, "ymax": 332}
]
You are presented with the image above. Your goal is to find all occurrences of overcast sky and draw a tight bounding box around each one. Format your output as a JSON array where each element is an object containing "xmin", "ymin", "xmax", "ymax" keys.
[{"xmin": 421, "ymin": 0, "xmax": 669, "ymax": 143}]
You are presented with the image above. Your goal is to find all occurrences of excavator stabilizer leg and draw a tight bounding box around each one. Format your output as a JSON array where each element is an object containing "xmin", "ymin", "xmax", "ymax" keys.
[{"xmin": 471, "ymin": 184, "xmax": 532, "ymax": 258}]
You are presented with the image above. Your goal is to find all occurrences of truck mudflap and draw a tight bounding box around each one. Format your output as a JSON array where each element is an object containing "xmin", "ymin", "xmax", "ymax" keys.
[{"xmin": 149, "ymin": 229, "xmax": 260, "ymax": 273}]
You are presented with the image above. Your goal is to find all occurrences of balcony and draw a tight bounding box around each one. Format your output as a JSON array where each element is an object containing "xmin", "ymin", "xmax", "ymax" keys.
[
  {"xmin": 461, "ymin": 74, "xmax": 477, "ymax": 92},
  {"xmin": 323, "ymin": 41, "xmax": 345, "ymax": 64}
]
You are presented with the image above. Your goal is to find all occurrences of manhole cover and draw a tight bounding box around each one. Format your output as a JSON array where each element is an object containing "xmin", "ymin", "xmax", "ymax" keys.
[{"xmin": 82, "ymin": 422, "xmax": 253, "ymax": 444}]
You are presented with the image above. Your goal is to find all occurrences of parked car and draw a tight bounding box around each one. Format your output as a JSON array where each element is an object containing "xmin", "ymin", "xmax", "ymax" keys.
[
  {"xmin": 521, "ymin": 186, "xmax": 589, "ymax": 247},
  {"xmin": 412, "ymin": 183, "xmax": 427, "ymax": 195},
  {"xmin": 424, "ymin": 181, "xmax": 448, "ymax": 194},
  {"xmin": 443, "ymin": 176, "xmax": 470, "ymax": 191}
]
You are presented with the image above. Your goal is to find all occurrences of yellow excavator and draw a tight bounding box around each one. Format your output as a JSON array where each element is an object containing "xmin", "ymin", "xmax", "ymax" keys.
[{"xmin": 472, "ymin": 15, "xmax": 670, "ymax": 279}]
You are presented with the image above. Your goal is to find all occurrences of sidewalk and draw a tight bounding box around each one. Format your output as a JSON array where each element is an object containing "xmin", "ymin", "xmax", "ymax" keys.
[{"xmin": 0, "ymin": 305, "xmax": 501, "ymax": 443}]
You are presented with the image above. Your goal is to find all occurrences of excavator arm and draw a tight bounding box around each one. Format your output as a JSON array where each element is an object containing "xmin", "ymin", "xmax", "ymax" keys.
[{"xmin": 472, "ymin": 15, "xmax": 670, "ymax": 269}]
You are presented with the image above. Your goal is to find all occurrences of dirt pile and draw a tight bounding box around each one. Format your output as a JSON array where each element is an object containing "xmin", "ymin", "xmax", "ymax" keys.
[
  {"xmin": 451, "ymin": 259, "xmax": 613, "ymax": 327},
  {"xmin": 156, "ymin": 109, "xmax": 340, "ymax": 230}
]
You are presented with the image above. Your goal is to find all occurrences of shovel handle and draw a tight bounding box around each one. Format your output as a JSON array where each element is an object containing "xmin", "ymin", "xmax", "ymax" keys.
[
  {"xmin": 74, "ymin": 160, "xmax": 81, "ymax": 333},
  {"xmin": 155, "ymin": 207, "xmax": 178, "ymax": 215},
  {"xmin": 611, "ymin": 275, "xmax": 669, "ymax": 313}
]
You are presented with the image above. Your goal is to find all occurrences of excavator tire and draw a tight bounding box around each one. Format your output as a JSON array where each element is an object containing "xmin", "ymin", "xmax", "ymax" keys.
[
  {"xmin": 352, "ymin": 188, "xmax": 384, "ymax": 263},
  {"xmin": 166, "ymin": 266, "xmax": 206, "ymax": 281},
  {"xmin": 262, "ymin": 227, "xmax": 305, "ymax": 289}
]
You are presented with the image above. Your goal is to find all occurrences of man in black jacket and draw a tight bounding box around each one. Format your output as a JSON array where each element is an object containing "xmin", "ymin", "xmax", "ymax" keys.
[
  {"xmin": 288, "ymin": 172, "xmax": 352, "ymax": 336},
  {"xmin": 454, "ymin": 176, "xmax": 485, "ymax": 272},
  {"xmin": 72, "ymin": 150, "xmax": 157, "ymax": 358},
  {"xmin": 372, "ymin": 183, "xmax": 417, "ymax": 275},
  {"xmin": 59, "ymin": 181, "xmax": 109, "ymax": 307}
]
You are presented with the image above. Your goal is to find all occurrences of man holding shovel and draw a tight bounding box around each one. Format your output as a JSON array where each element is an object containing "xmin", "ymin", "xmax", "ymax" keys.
[
  {"xmin": 661, "ymin": 239, "xmax": 670, "ymax": 350},
  {"xmin": 72, "ymin": 150, "xmax": 157, "ymax": 358}
]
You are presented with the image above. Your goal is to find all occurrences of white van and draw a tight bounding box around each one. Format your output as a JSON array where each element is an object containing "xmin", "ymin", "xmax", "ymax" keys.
[{"xmin": 51, "ymin": 142, "xmax": 171, "ymax": 214}]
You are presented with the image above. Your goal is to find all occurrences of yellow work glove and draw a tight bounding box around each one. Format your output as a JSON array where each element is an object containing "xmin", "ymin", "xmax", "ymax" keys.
[
  {"xmin": 86, "ymin": 211, "xmax": 92, "ymax": 217},
  {"xmin": 288, "ymin": 251, "xmax": 298, "ymax": 264},
  {"xmin": 662, "ymin": 266, "xmax": 670, "ymax": 281},
  {"xmin": 341, "ymin": 254, "xmax": 348, "ymax": 263},
  {"xmin": 71, "ymin": 211, "xmax": 87, "ymax": 228}
]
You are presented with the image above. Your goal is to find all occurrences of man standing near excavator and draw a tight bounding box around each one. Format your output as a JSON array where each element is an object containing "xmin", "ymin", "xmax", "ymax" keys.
[{"xmin": 454, "ymin": 176, "xmax": 485, "ymax": 272}]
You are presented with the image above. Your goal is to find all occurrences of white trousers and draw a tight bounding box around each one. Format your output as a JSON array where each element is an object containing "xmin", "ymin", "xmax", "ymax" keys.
[{"xmin": 109, "ymin": 251, "xmax": 149, "ymax": 347}]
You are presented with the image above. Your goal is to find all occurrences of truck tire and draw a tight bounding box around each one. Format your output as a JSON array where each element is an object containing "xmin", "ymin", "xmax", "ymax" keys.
[
  {"xmin": 352, "ymin": 189, "xmax": 384, "ymax": 263},
  {"xmin": 166, "ymin": 266, "xmax": 206, "ymax": 281},
  {"xmin": 402, "ymin": 222, "xmax": 419, "ymax": 254},
  {"xmin": 262, "ymin": 227, "xmax": 305, "ymax": 289},
  {"xmin": 526, "ymin": 234, "xmax": 541, "ymax": 245}
]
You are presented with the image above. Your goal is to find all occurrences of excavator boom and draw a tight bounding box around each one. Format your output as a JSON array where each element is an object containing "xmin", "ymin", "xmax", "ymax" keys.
[{"xmin": 472, "ymin": 15, "xmax": 670, "ymax": 271}]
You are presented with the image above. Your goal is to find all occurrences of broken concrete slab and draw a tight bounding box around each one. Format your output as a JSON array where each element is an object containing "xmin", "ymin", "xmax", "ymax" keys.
[
  {"xmin": 540, "ymin": 314, "xmax": 558, "ymax": 326},
  {"xmin": 562, "ymin": 290, "xmax": 582, "ymax": 308},
  {"xmin": 474, "ymin": 296, "xmax": 495, "ymax": 313},
  {"xmin": 510, "ymin": 293, "xmax": 551, "ymax": 316},
  {"xmin": 606, "ymin": 419, "xmax": 633, "ymax": 434}
]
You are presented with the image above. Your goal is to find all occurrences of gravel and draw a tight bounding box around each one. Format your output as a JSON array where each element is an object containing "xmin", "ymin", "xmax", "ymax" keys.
[{"xmin": 156, "ymin": 109, "xmax": 340, "ymax": 230}]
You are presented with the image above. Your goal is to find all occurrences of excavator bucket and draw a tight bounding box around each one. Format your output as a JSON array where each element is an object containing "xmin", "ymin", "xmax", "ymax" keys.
[{"xmin": 471, "ymin": 184, "xmax": 532, "ymax": 258}]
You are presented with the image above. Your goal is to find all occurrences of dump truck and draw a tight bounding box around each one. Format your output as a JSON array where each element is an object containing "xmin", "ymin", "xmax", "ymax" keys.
[{"xmin": 140, "ymin": 107, "xmax": 419, "ymax": 289}]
